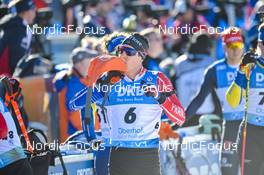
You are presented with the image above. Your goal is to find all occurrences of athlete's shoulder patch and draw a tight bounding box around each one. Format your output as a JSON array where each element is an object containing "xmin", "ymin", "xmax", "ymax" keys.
[
  {"xmin": 53, "ymin": 70, "xmax": 71, "ymax": 92},
  {"xmin": 147, "ymin": 70, "xmax": 159, "ymax": 75},
  {"xmin": 174, "ymin": 54, "xmax": 188, "ymax": 66},
  {"xmin": 214, "ymin": 59, "xmax": 226, "ymax": 66},
  {"xmin": 216, "ymin": 64, "xmax": 227, "ymax": 71},
  {"xmin": 142, "ymin": 70, "xmax": 159, "ymax": 83},
  {"xmin": 209, "ymin": 59, "xmax": 226, "ymax": 70},
  {"xmin": 54, "ymin": 70, "xmax": 70, "ymax": 81}
]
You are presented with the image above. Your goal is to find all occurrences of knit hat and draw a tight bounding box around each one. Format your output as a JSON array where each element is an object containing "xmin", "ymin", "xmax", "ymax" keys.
[
  {"xmin": 9, "ymin": 0, "xmax": 36, "ymax": 13},
  {"xmin": 71, "ymin": 47, "xmax": 99, "ymax": 64}
]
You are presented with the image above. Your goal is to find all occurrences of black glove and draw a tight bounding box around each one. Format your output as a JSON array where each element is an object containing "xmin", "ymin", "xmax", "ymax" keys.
[
  {"xmin": 0, "ymin": 76, "xmax": 21, "ymax": 100},
  {"xmin": 9, "ymin": 78, "xmax": 22, "ymax": 100},
  {"xmin": 140, "ymin": 80, "xmax": 175, "ymax": 104},
  {"xmin": 97, "ymin": 71, "xmax": 124, "ymax": 86},
  {"xmin": 241, "ymin": 51, "xmax": 257, "ymax": 66},
  {"xmin": 140, "ymin": 80, "xmax": 159, "ymax": 98},
  {"xmin": 106, "ymin": 71, "xmax": 124, "ymax": 84}
]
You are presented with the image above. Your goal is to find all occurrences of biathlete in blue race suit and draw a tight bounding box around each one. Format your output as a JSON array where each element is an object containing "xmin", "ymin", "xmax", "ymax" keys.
[
  {"xmin": 226, "ymin": 23, "xmax": 264, "ymax": 175},
  {"xmin": 67, "ymin": 33, "xmax": 185, "ymax": 175},
  {"xmin": 186, "ymin": 27, "xmax": 245, "ymax": 175}
]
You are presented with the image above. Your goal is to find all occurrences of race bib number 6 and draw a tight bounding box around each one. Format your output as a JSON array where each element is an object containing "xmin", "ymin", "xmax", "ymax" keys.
[{"xmin": 124, "ymin": 107, "xmax": 137, "ymax": 124}]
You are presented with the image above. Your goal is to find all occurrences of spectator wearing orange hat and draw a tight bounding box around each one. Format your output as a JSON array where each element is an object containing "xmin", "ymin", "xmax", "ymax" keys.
[{"xmin": 186, "ymin": 27, "xmax": 245, "ymax": 175}]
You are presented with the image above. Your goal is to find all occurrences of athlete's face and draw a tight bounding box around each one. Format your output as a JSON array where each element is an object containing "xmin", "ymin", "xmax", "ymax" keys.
[
  {"xmin": 22, "ymin": 9, "xmax": 36, "ymax": 25},
  {"xmin": 182, "ymin": 9, "xmax": 194, "ymax": 23},
  {"xmin": 119, "ymin": 45, "xmax": 143, "ymax": 73},
  {"xmin": 74, "ymin": 58, "xmax": 91, "ymax": 77},
  {"xmin": 225, "ymin": 45, "xmax": 244, "ymax": 63}
]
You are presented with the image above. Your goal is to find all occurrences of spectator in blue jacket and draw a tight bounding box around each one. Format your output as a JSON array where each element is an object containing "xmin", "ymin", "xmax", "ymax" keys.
[{"xmin": 0, "ymin": 0, "xmax": 36, "ymax": 76}]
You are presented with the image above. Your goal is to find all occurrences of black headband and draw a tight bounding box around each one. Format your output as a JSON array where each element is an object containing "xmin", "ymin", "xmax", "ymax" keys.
[{"xmin": 122, "ymin": 33, "xmax": 149, "ymax": 57}]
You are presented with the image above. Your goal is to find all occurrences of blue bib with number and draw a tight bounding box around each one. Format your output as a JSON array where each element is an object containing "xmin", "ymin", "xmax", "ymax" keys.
[
  {"xmin": 215, "ymin": 59, "xmax": 244, "ymax": 121},
  {"xmin": 105, "ymin": 70, "xmax": 163, "ymax": 148}
]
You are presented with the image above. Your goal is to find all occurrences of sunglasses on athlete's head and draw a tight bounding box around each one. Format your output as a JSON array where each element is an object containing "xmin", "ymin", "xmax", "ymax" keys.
[
  {"xmin": 118, "ymin": 45, "xmax": 147, "ymax": 59},
  {"xmin": 118, "ymin": 45, "xmax": 137, "ymax": 56}
]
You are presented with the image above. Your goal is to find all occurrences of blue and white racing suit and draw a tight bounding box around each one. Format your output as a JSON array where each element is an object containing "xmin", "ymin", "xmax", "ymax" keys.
[{"xmin": 67, "ymin": 68, "xmax": 185, "ymax": 148}]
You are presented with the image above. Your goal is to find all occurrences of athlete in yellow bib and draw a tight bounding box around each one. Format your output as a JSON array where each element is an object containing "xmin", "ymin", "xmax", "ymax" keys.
[{"xmin": 226, "ymin": 23, "xmax": 264, "ymax": 175}]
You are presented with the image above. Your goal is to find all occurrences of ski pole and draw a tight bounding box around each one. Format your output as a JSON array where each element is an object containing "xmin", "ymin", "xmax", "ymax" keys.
[
  {"xmin": 240, "ymin": 66, "xmax": 251, "ymax": 175},
  {"xmin": 83, "ymin": 87, "xmax": 93, "ymax": 142}
]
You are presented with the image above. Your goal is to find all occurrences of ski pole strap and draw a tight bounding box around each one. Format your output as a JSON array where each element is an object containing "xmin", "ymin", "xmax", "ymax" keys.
[
  {"xmin": 2, "ymin": 77, "xmax": 13, "ymax": 108},
  {"xmin": 57, "ymin": 147, "xmax": 68, "ymax": 175},
  {"xmin": 174, "ymin": 135, "xmax": 191, "ymax": 175},
  {"xmin": 11, "ymin": 100, "xmax": 33, "ymax": 153},
  {"xmin": 2, "ymin": 77, "xmax": 21, "ymax": 110},
  {"xmin": 84, "ymin": 87, "xmax": 93, "ymax": 142}
]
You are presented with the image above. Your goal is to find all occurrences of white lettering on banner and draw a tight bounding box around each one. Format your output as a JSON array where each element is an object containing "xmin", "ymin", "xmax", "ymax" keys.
[
  {"xmin": 49, "ymin": 173, "xmax": 63, "ymax": 175},
  {"xmin": 118, "ymin": 127, "xmax": 143, "ymax": 135},
  {"xmin": 171, "ymin": 105, "xmax": 184, "ymax": 117},
  {"xmin": 227, "ymin": 72, "xmax": 235, "ymax": 82},
  {"xmin": 135, "ymin": 141, "xmax": 147, "ymax": 147},
  {"xmin": 256, "ymin": 107, "xmax": 264, "ymax": 114},
  {"xmin": 256, "ymin": 73, "xmax": 264, "ymax": 82},
  {"xmin": 211, "ymin": 163, "xmax": 220, "ymax": 174},
  {"xmin": 117, "ymin": 86, "xmax": 144, "ymax": 97},
  {"xmin": 117, "ymin": 87, "xmax": 127, "ymax": 96},
  {"xmin": 189, "ymin": 163, "xmax": 220, "ymax": 175},
  {"xmin": 77, "ymin": 168, "xmax": 93, "ymax": 175}
]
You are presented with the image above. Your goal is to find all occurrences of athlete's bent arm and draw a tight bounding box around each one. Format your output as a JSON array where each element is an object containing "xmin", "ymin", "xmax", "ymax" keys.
[
  {"xmin": 67, "ymin": 87, "xmax": 104, "ymax": 112},
  {"xmin": 185, "ymin": 66, "xmax": 216, "ymax": 120},
  {"xmin": 226, "ymin": 71, "xmax": 247, "ymax": 108},
  {"xmin": 157, "ymin": 72, "xmax": 185, "ymax": 126}
]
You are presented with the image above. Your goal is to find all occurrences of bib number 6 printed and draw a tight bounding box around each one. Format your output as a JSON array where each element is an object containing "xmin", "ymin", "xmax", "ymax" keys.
[{"xmin": 124, "ymin": 107, "xmax": 137, "ymax": 124}]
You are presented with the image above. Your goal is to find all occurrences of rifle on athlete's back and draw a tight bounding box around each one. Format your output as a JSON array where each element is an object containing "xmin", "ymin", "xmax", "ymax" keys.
[{"xmin": 0, "ymin": 76, "xmax": 68, "ymax": 175}]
